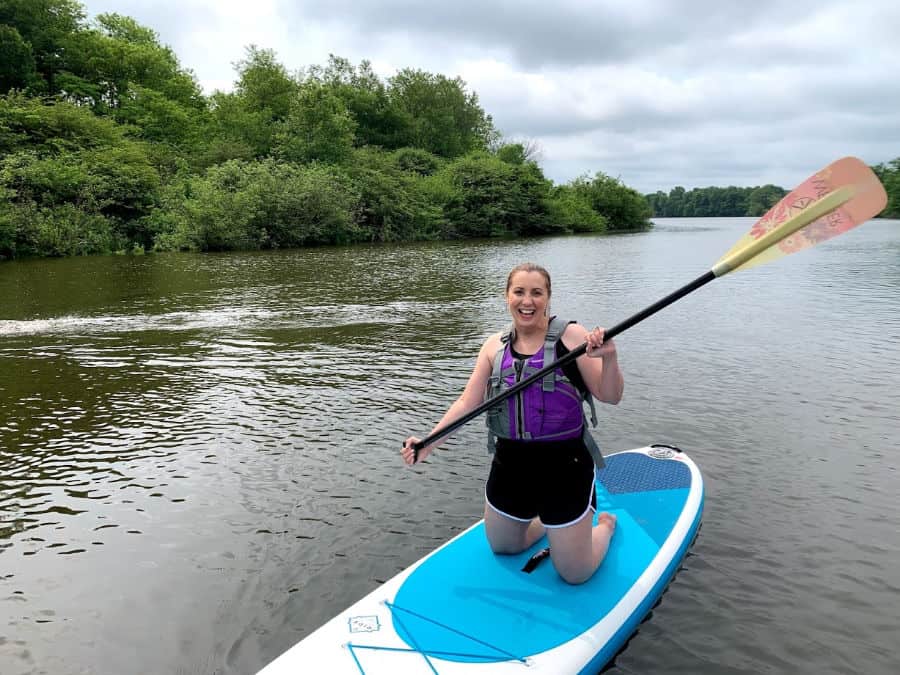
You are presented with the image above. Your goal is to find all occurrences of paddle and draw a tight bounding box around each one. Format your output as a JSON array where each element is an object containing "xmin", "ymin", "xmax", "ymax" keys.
[{"xmin": 411, "ymin": 156, "xmax": 887, "ymax": 460}]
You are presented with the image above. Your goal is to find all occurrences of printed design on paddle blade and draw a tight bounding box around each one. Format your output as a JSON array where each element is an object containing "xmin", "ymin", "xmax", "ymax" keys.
[{"xmin": 718, "ymin": 156, "xmax": 887, "ymax": 272}]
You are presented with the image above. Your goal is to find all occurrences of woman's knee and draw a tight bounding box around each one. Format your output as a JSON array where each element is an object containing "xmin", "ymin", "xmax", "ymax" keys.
[
  {"xmin": 555, "ymin": 564, "xmax": 593, "ymax": 585},
  {"xmin": 486, "ymin": 524, "xmax": 527, "ymax": 554},
  {"xmin": 550, "ymin": 549, "xmax": 594, "ymax": 584},
  {"xmin": 546, "ymin": 518, "xmax": 597, "ymax": 583},
  {"xmin": 485, "ymin": 521, "xmax": 527, "ymax": 554},
  {"xmin": 489, "ymin": 539, "xmax": 523, "ymax": 555},
  {"xmin": 484, "ymin": 504, "xmax": 526, "ymax": 552}
]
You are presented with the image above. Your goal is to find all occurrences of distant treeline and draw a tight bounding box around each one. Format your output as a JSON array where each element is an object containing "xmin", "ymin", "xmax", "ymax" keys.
[
  {"xmin": 645, "ymin": 185, "xmax": 787, "ymax": 218},
  {"xmin": 0, "ymin": 0, "xmax": 652, "ymax": 260},
  {"xmin": 647, "ymin": 163, "xmax": 900, "ymax": 219}
]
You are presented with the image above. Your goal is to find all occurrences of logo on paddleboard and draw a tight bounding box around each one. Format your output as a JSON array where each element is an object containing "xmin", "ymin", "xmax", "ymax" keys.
[
  {"xmin": 348, "ymin": 615, "xmax": 381, "ymax": 633},
  {"xmin": 648, "ymin": 446, "xmax": 676, "ymax": 459}
]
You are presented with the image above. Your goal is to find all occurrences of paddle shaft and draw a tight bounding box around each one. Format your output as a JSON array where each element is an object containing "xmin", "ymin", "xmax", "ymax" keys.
[{"xmin": 412, "ymin": 269, "xmax": 716, "ymax": 454}]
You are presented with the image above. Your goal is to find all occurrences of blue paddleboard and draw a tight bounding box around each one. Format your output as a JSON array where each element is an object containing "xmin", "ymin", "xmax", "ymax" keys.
[{"xmin": 259, "ymin": 445, "xmax": 704, "ymax": 674}]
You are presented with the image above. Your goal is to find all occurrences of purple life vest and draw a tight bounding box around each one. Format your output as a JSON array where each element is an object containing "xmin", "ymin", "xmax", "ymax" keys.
[{"xmin": 485, "ymin": 316, "xmax": 597, "ymax": 446}]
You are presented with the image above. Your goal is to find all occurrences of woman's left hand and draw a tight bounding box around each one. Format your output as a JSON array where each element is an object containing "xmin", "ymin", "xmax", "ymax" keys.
[{"xmin": 585, "ymin": 326, "xmax": 616, "ymax": 359}]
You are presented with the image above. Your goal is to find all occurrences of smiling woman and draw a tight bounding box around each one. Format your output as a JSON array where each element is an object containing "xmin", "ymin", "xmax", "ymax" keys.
[{"xmin": 402, "ymin": 261, "xmax": 625, "ymax": 585}]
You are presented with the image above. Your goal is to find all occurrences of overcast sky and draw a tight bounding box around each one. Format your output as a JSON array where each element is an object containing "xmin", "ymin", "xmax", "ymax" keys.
[{"xmin": 79, "ymin": 0, "xmax": 899, "ymax": 193}]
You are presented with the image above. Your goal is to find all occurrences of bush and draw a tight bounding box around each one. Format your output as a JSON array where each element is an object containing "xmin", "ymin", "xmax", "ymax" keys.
[
  {"xmin": 1, "ymin": 201, "xmax": 118, "ymax": 257},
  {"xmin": 392, "ymin": 147, "xmax": 443, "ymax": 176},
  {"xmin": 1, "ymin": 145, "xmax": 160, "ymax": 242},
  {"xmin": 150, "ymin": 159, "xmax": 360, "ymax": 251},
  {"xmin": 545, "ymin": 186, "xmax": 607, "ymax": 233},
  {"xmin": 439, "ymin": 153, "xmax": 551, "ymax": 238},
  {"xmin": 0, "ymin": 93, "xmax": 125, "ymax": 154},
  {"xmin": 567, "ymin": 172, "xmax": 652, "ymax": 231},
  {"xmin": 344, "ymin": 148, "xmax": 444, "ymax": 242}
]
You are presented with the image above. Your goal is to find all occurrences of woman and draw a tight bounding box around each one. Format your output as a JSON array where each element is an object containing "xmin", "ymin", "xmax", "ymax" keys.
[{"xmin": 401, "ymin": 262, "xmax": 624, "ymax": 585}]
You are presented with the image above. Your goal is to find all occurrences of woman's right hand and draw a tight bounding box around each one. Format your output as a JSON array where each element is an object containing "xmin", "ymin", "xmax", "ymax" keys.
[{"xmin": 401, "ymin": 437, "xmax": 431, "ymax": 465}]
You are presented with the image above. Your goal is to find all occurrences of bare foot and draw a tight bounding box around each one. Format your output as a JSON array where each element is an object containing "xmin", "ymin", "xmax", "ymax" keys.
[
  {"xmin": 595, "ymin": 511, "xmax": 617, "ymax": 534},
  {"xmin": 588, "ymin": 512, "xmax": 617, "ymax": 568}
]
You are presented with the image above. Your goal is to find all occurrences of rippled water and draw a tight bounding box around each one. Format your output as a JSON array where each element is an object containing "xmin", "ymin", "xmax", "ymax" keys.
[{"xmin": 2, "ymin": 219, "xmax": 899, "ymax": 675}]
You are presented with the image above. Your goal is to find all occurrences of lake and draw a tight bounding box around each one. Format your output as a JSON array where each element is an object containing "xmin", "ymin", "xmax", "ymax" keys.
[{"xmin": 1, "ymin": 217, "xmax": 898, "ymax": 674}]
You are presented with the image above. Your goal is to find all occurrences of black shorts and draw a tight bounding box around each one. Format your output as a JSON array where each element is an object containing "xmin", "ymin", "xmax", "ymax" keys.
[{"xmin": 485, "ymin": 438, "xmax": 597, "ymax": 528}]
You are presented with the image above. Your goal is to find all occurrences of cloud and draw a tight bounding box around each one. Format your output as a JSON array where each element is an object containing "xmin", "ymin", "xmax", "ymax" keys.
[{"xmin": 77, "ymin": 0, "xmax": 900, "ymax": 192}]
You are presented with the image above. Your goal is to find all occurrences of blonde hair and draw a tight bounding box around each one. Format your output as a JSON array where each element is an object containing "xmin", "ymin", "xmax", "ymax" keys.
[{"xmin": 505, "ymin": 262, "xmax": 551, "ymax": 296}]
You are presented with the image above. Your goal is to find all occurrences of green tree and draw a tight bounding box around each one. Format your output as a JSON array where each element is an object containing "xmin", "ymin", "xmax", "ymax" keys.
[
  {"xmin": 646, "ymin": 184, "xmax": 786, "ymax": 217},
  {"xmin": 206, "ymin": 46, "xmax": 298, "ymax": 158},
  {"xmin": 307, "ymin": 55, "xmax": 411, "ymax": 149},
  {"xmin": 1, "ymin": 3, "xmax": 664, "ymax": 260},
  {"xmin": 202, "ymin": 90, "xmax": 263, "ymax": 163},
  {"xmin": 273, "ymin": 82, "xmax": 356, "ymax": 164},
  {"xmin": 0, "ymin": 0, "xmax": 86, "ymax": 93},
  {"xmin": 98, "ymin": 13, "xmax": 203, "ymax": 105},
  {"xmin": 392, "ymin": 147, "xmax": 443, "ymax": 176},
  {"xmin": 344, "ymin": 147, "xmax": 444, "ymax": 242},
  {"xmin": 0, "ymin": 25, "xmax": 37, "ymax": 92},
  {"xmin": 496, "ymin": 143, "xmax": 528, "ymax": 166},
  {"xmin": 668, "ymin": 186, "xmax": 686, "ymax": 216},
  {"xmin": 0, "ymin": 92, "xmax": 124, "ymax": 154},
  {"xmin": 0, "ymin": 94, "xmax": 160, "ymax": 254},
  {"xmin": 233, "ymin": 46, "xmax": 296, "ymax": 121},
  {"xmin": 645, "ymin": 190, "xmax": 668, "ymax": 217},
  {"xmin": 1, "ymin": 145, "xmax": 160, "ymax": 234},
  {"xmin": 745, "ymin": 185, "xmax": 786, "ymax": 216},
  {"xmin": 58, "ymin": 13, "xmax": 203, "ymax": 110},
  {"xmin": 495, "ymin": 141, "xmax": 541, "ymax": 166},
  {"xmin": 0, "ymin": 200, "xmax": 116, "ymax": 257},
  {"xmin": 873, "ymin": 158, "xmax": 900, "ymax": 218},
  {"xmin": 388, "ymin": 69, "xmax": 496, "ymax": 158},
  {"xmin": 116, "ymin": 84, "xmax": 201, "ymax": 148}
]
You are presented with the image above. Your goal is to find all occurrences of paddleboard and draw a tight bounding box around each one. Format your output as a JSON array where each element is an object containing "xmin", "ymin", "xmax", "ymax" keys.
[{"xmin": 259, "ymin": 444, "xmax": 703, "ymax": 674}]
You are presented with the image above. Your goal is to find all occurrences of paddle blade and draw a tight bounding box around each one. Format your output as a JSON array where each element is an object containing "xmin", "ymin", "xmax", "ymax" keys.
[{"xmin": 714, "ymin": 157, "xmax": 887, "ymax": 274}]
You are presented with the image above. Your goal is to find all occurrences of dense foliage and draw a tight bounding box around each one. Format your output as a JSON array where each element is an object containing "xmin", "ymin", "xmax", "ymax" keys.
[
  {"xmin": 2, "ymin": 2, "xmax": 896, "ymax": 260},
  {"xmin": 0, "ymin": 1, "xmax": 658, "ymax": 260}
]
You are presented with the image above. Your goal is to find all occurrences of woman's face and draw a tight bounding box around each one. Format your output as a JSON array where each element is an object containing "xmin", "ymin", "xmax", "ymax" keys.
[{"xmin": 506, "ymin": 270, "xmax": 550, "ymax": 327}]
